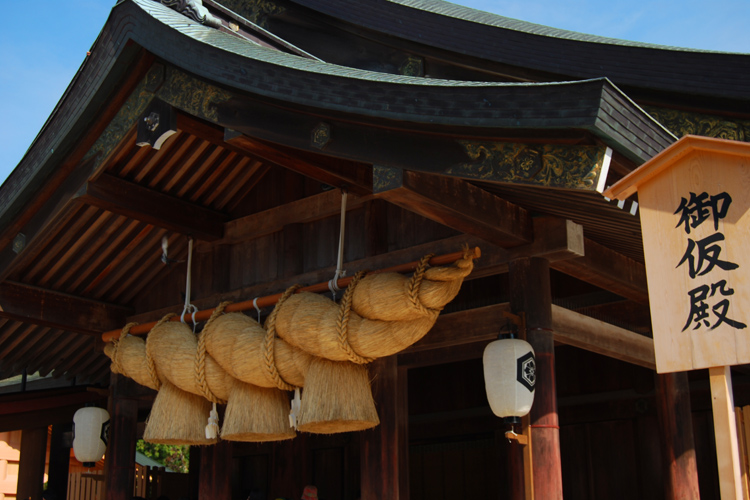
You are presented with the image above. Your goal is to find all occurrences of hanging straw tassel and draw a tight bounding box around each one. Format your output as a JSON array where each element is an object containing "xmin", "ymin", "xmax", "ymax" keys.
[
  {"xmin": 297, "ymin": 273, "xmax": 379, "ymax": 433},
  {"xmin": 221, "ymin": 380, "xmax": 296, "ymax": 442},
  {"xmin": 297, "ymin": 357, "xmax": 379, "ymax": 433},
  {"xmin": 144, "ymin": 380, "xmax": 217, "ymax": 445},
  {"xmin": 200, "ymin": 302, "xmax": 296, "ymax": 442}
]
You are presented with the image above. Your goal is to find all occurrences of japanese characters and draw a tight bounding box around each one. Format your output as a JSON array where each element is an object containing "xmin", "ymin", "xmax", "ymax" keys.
[{"xmin": 675, "ymin": 191, "xmax": 746, "ymax": 331}]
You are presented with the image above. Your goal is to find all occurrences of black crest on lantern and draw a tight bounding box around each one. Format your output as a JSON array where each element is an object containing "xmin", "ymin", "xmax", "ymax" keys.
[
  {"xmin": 100, "ymin": 420, "xmax": 111, "ymax": 447},
  {"xmin": 517, "ymin": 351, "xmax": 536, "ymax": 392}
]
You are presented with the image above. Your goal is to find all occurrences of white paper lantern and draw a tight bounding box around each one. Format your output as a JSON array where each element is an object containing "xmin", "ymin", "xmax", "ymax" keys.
[
  {"xmin": 483, "ymin": 338, "xmax": 536, "ymax": 420},
  {"xmin": 73, "ymin": 407, "xmax": 110, "ymax": 466}
]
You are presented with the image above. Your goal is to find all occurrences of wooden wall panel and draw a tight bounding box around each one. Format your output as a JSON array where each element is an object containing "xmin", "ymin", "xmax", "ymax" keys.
[
  {"xmin": 560, "ymin": 425, "xmax": 593, "ymax": 500},
  {"xmin": 588, "ymin": 420, "xmax": 640, "ymax": 498}
]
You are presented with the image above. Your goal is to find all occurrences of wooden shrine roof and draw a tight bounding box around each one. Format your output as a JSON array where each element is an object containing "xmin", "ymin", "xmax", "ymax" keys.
[{"xmin": 0, "ymin": 0, "xmax": 745, "ymax": 388}]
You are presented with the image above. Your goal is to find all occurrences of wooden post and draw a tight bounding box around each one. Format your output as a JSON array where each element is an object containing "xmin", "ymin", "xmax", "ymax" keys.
[
  {"xmin": 104, "ymin": 373, "xmax": 139, "ymax": 500},
  {"xmin": 709, "ymin": 366, "xmax": 743, "ymax": 499},
  {"xmin": 361, "ymin": 356, "xmax": 409, "ymax": 500},
  {"xmin": 199, "ymin": 440, "xmax": 232, "ymax": 500},
  {"xmin": 188, "ymin": 446, "xmax": 201, "ymax": 500},
  {"xmin": 270, "ymin": 433, "xmax": 310, "ymax": 498},
  {"xmin": 17, "ymin": 427, "xmax": 47, "ymax": 500},
  {"xmin": 655, "ymin": 372, "xmax": 700, "ymax": 499},
  {"xmin": 47, "ymin": 424, "xmax": 71, "ymax": 500},
  {"xmin": 509, "ymin": 257, "xmax": 563, "ymax": 499}
]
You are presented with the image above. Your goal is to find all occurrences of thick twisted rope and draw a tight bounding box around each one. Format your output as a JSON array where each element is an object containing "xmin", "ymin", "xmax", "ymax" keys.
[
  {"xmin": 145, "ymin": 314, "xmax": 177, "ymax": 390},
  {"xmin": 336, "ymin": 270, "xmax": 374, "ymax": 364},
  {"xmin": 110, "ymin": 322, "xmax": 139, "ymax": 375},
  {"xmin": 194, "ymin": 302, "xmax": 232, "ymax": 405},
  {"xmin": 262, "ymin": 285, "xmax": 301, "ymax": 391},
  {"xmin": 407, "ymin": 253, "xmax": 436, "ymax": 316}
]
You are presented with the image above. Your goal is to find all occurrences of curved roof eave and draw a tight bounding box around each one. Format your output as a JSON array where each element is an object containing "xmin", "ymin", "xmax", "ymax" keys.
[
  {"xmin": 129, "ymin": 0, "xmax": 674, "ymax": 156},
  {"xmin": 287, "ymin": 0, "xmax": 750, "ymax": 102},
  {"xmin": 0, "ymin": 0, "xmax": 676, "ymax": 231}
]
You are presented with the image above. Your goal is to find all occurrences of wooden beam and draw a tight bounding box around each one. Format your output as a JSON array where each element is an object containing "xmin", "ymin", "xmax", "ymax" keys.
[
  {"xmin": 551, "ymin": 237, "xmax": 649, "ymax": 304},
  {"xmin": 0, "ymin": 281, "xmax": 131, "ymax": 335},
  {"xmin": 76, "ymin": 173, "xmax": 228, "ymax": 242},
  {"xmin": 0, "ymin": 387, "xmax": 106, "ymax": 416},
  {"xmin": 551, "ymin": 304, "xmax": 655, "ymax": 369},
  {"xmin": 404, "ymin": 304, "xmax": 511, "ymax": 354},
  {"xmin": 374, "ymin": 168, "xmax": 533, "ymax": 248},
  {"xmin": 400, "ymin": 302, "xmax": 654, "ymax": 369},
  {"xmin": 0, "ymin": 406, "xmax": 78, "ymax": 434},
  {"xmin": 129, "ymin": 223, "xmax": 584, "ymax": 330},
  {"xmin": 219, "ymin": 190, "xmax": 375, "ymax": 245},
  {"xmin": 224, "ymin": 130, "xmax": 373, "ymax": 195}
]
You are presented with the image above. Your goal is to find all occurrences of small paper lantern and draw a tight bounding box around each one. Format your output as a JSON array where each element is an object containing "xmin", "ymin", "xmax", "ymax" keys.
[
  {"xmin": 483, "ymin": 338, "xmax": 536, "ymax": 420},
  {"xmin": 73, "ymin": 407, "xmax": 110, "ymax": 467}
]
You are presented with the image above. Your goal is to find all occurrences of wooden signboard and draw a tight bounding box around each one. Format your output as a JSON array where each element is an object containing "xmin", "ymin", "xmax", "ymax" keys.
[
  {"xmin": 606, "ymin": 136, "xmax": 750, "ymax": 373},
  {"xmin": 605, "ymin": 135, "xmax": 750, "ymax": 500}
]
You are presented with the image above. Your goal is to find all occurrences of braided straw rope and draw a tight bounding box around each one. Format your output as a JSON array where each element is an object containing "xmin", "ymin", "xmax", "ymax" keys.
[
  {"xmin": 194, "ymin": 302, "xmax": 232, "ymax": 405},
  {"xmin": 407, "ymin": 253, "xmax": 436, "ymax": 316},
  {"xmin": 263, "ymin": 285, "xmax": 301, "ymax": 391},
  {"xmin": 145, "ymin": 314, "xmax": 177, "ymax": 390},
  {"xmin": 110, "ymin": 322, "xmax": 139, "ymax": 375},
  {"xmin": 336, "ymin": 270, "xmax": 374, "ymax": 364}
]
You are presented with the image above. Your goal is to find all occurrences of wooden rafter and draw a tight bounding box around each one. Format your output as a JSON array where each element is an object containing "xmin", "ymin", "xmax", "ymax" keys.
[
  {"xmin": 374, "ymin": 168, "xmax": 533, "ymax": 248},
  {"xmin": 551, "ymin": 237, "xmax": 649, "ymax": 304},
  {"xmin": 0, "ymin": 281, "xmax": 131, "ymax": 335},
  {"xmin": 75, "ymin": 173, "xmax": 228, "ymax": 242},
  {"xmin": 218, "ymin": 189, "xmax": 375, "ymax": 245},
  {"xmin": 224, "ymin": 131, "xmax": 373, "ymax": 195}
]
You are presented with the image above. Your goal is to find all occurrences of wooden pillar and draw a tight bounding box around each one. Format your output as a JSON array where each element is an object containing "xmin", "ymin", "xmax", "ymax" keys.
[
  {"xmin": 189, "ymin": 446, "xmax": 201, "ymax": 500},
  {"xmin": 655, "ymin": 372, "xmax": 700, "ymax": 499},
  {"xmin": 270, "ymin": 433, "xmax": 310, "ymax": 499},
  {"xmin": 361, "ymin": 356, "xmax": 409, "ymax": 500},
  {"xmin": 509, "ymin": 257, "xmax": 563, "ymax": 499},
  {"xmin": 47, "ymin": 424, "xmax": 71, "ymax": 500},
  {"xmin": 104, "ymin": 373, "xmax": 139, "ymax": 500},
  {"xmin": 199, "ymin": 440, "xmax": 232, "ymax": 500},
  {"xmin": 17, "ymin": 427, "xmax": 47, "ymax": 500}
]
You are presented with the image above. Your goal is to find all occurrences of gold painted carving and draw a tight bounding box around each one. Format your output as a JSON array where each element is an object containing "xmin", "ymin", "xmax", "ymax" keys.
[
  {"xmin": 157, "ymin": 67, "xmax": 233, "ymax": 123},
  {"xmin": 452, "ymin": 142, "xmax": 607, "ymax": 190},
  {"xmin": 311, "ymin": 123, "xmax": 331, "ymax": 149},
  {"xmin": 399, "ymin": 56, "xmax": 424, "ymax": 77},
  {"xmin": 644, "ymin": 106, "xmax": 750, "ymax": 142}
]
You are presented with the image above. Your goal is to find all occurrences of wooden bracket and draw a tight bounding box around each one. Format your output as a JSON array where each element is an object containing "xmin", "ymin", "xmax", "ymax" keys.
[{"xmin": 502, "ymin": 310, "xmax": 527, "ymax": 340}]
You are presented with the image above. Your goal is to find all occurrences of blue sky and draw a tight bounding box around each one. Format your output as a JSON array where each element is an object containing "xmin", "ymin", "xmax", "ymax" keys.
[{"xmin": 1, "ymin": 0, "xmax": 748, "ymax": 183}]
